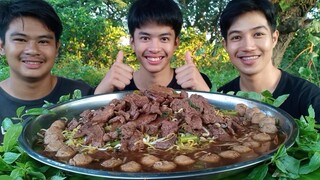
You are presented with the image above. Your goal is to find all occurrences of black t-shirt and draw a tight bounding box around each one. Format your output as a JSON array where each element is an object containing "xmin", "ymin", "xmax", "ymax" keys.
[
  {"xmin": 218, "ymin": 70, "xmax": 320, "ymax": 123},
  {"xmin": 119, "ymin": 70, "xmax": 212, "ymax": 91},
  {"xmin": 0, "ymin": 76, "xmax": 94, "ymax": 142}
]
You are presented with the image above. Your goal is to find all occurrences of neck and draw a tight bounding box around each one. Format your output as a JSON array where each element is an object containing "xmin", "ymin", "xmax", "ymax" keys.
[
  {"xmin": 239, "ymin": 67, "xmax": 281, "ymax": 93},
  {"xmin": 134, "ymin": 67, "xmax": 174, "ymax": 91},
  {"xmin": 0, "ymin": 75, "xmax": 57, "ymax": 100}
]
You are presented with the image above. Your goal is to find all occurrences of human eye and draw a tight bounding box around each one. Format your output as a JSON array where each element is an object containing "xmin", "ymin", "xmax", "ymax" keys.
[
  {"xmin": 12, "ymin": 37, "xmax": 26, "ymax": 42},
  {"xmin": 160, "ymin": 37, "xmax": 170, "ymax": 42},
  {"xmin": 39, "ymin": 39, "xmax": 50, "ymax": 45},
  {"xmin": 139, "ymin": 36, "xmax": 150, "ymax": 41},
  {"xmin": 230, "ymin": 35, "xmax": 241, "ymax": 41},
  {"xmin": 254, "ymin": 32, "xmax": 265, "ymax": 37}
]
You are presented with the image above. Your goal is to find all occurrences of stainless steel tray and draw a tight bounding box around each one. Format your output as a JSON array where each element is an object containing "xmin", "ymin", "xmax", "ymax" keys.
[{"xmin": 19, "ymin": 91, "xmax": 298, "ymax": 179}]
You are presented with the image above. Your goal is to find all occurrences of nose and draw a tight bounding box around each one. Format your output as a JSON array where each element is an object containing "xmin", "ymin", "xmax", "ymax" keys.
[
  {"xmin": 24, "ymin": 41, "xmax": 40, "ymax": 55},
  {"xmin": 241, "ymin": 36, "xmax": 256, "ymax": 51},
  {"xmin": 147, "ymin": 39, "xmax": 161, "ymax": 53}
]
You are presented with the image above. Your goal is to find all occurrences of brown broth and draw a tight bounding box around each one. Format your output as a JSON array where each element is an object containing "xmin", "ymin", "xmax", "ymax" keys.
[{"xmin": 35, "ymin": 130, "xmax": 286, "ymax": 172}]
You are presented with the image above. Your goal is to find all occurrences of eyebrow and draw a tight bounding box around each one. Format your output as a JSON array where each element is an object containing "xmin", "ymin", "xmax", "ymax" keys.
[
  {"xmin": 138, "ymin": 32, "xmax": 173, "ymax": 37},
  {"xmin": 228, "ymin": 25, "xmax": 269, "ymax": 36},
  {"xmin": 10, "ymin": 32, "xmax": 54, "ymax": 39}
]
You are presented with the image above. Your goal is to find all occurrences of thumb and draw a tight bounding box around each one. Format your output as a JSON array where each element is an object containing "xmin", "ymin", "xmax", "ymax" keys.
[
  {"xmin": 184, "ymin": 51, "xmax": 194, "ymax": 65},
  {"xmin": 116, "ymin": 50, "xmax": 124, "ymax": 63}
]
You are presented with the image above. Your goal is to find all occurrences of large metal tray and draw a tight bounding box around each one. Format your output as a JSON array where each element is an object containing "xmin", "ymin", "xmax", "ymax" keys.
[{"xmin": 18, "ymin": 91, "xmax": 298, "ymax": 179}]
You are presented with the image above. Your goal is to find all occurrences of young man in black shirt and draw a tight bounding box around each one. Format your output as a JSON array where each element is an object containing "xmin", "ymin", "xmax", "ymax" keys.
[
  {"xmin": 218, "ymin": 0, "xmax": 320, "ymax": 123},
  {"xmin": 94, "ymin": 0, "xmax": 212, "ymax": 94},
  {"xmin": 0, "ymin": 0, "xmax": 95, "ymax": 142}
]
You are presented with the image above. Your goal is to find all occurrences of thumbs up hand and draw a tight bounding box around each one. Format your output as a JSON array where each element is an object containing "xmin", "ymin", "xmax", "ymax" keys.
[
  {"xmin": 175, "ymin": 51, "xmax": 210, "ymax": 91},
  {"xmin": 94, "ymin": 50, "xmax": 134, "ymax": 94}
]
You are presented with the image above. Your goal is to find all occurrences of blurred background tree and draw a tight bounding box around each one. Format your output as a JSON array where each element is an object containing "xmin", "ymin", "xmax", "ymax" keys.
[{"xmin": 0, "ymin": 0, "xmax": 319, "ymax": 89}]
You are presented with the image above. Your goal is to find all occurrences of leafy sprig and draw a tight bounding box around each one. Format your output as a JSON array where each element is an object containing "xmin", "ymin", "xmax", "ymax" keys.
[
  {"xmin": 0, "ymin": 90, "xmax": 84, "ymax": 180},
  {"xmin": 232, "ymin": 91, "xmax": 320, "ymax": 180}
]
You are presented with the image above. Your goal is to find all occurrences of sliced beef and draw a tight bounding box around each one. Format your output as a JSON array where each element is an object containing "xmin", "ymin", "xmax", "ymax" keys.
[
  {"xmin": 67, "ymin": 118, "xmax": 80, "ymax": 131},
  {"xmin": 84, "ymin": 124, "xmax": 105, "ymax": 147},
  {"xmin": 69, "ymin": 153, "xmax": 93, "ymax": 166},
  {"xmin": 154, "ymin": 134, "xmax": 177, "ymax": 150},
  {"xmin": 160, "ymin": 120, "xmax": 179, "ymax": 137},
  {"xmin": 91, "ymin": 105, "xmax": 115, "ymax": 123}
]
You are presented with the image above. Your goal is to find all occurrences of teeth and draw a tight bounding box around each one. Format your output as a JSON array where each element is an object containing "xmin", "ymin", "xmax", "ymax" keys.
[
  {"xmin": 147, "ymin": 57, "xmax": 161, "ymax": 61},
  {"xmin": 24, "ymin": 61, "xmax": 41, "ymax": 64},
  {"xmin": 241, "ymin": 56, "xmax": 259, "ymax": 61}
]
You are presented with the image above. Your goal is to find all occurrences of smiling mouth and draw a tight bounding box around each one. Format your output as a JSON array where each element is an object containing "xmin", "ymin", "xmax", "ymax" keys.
[
  {"xmin": 239, "ymin": 55, "xmax": 260, "ymax": 61},
  {"xmin": 22, "ymin": 60, "xmax": 43, "ymax": 64},
  {"xmin": 146, "ymin": 56, "xmax": 164, "ymax": 62}
]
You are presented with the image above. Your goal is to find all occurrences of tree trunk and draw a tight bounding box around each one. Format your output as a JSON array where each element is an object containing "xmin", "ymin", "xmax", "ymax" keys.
[
  {"xmin": 273, "ymin": 33, "xmax": 295, "ymax": 67},
  {"xmin": 271, "ymin": 0, "xmax": 317, "ymax": 66}
]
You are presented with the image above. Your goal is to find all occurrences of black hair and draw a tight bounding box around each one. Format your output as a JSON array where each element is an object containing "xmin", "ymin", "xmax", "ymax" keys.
[
  {"xmin": 219, "ymin": 0, "xmax": 276, "ymax": 40},
  {"xmin": 0, "ymin": 0, "xmax": 62, "ymax": 44},
  {"xmin": 127, "ymin": 0, "xmax": 183, "ymax": 38}
]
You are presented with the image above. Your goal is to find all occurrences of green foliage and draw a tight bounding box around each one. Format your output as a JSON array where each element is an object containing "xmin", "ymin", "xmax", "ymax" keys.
[
  {"xmin": 231, "ymin": 90, "xmax": 289, "ymax": 107},
  {"xmin": 50, "ymin": 0, "xmax": 128, "ymax": 68},
  {"xmin": 227, "ymin": 92, "xmax": 320, "ymax": 180},
  {"xmin": 0, "ymin": 58, "xmax": 8, "ymax": 81},
  {"xmin": 0, "ymin": 90, "xmax": 87, "ymax": 179},
  {"xmin": 178, "ymin": 0, "xmax": 228, "ymax": 43},
  {"xmin": 281, "ymin": 20, "xmax": 320, "ymax": 86},
  {"xmin": 51, "ymin": 56, "xmax": 107, "ymax": 86}
]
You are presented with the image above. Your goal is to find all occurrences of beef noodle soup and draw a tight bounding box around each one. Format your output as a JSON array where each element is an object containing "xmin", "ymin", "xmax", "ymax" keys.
[{"xmin": 35, "ymin": 85, "xmax": 285, "ymax": 173}]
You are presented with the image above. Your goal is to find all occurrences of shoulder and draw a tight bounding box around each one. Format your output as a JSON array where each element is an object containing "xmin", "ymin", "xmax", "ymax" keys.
[
  {"xmin": 55, "ymin": 77, "xmax": 94, "ymax": 95},
  {"xmin": 277, "ymin": 70, "xmax": 320, "ymax": 93}
]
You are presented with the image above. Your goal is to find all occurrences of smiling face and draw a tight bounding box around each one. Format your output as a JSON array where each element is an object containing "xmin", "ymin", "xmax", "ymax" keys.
[
  {"xmin": 0, "ymin": 16, "xmax": 59, "ymax": 81},
  {"xmin": 223, "ymin": 11, "xmax": 278, "ymax": 76},
  {"xmin": 130, "ymin": 22, "xmax": 179, "ymax": 74}
]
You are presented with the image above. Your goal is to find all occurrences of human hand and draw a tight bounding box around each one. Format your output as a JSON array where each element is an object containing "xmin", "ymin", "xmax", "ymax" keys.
[
  {"xmin": 175, "ymin": 51, "xmax": 210, "ymax": 91},
  {"xmin": 94, "ymin": 51, "xmax": 134, "ymax": 94}
]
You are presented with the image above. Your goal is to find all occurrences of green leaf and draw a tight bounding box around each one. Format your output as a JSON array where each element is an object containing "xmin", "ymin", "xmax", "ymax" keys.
[
  {"xmin": 299, "ymin": 168, "xmax": 320, "ymax": 180},
  {"xmin": 0, "ymin": 175, "xmax": 14, "ymax": 180},
  {"xmin": 10, "ymin": 168, "xmax": 25, "ymax": 179},
  {"xmin": 275, "ymin": 155, "xmax": 300, "ymax": 177},
  {"xmin": 23, "ymin": 108, "xmax": 52, "ymax": 116},
  {"xmin": 236, "ymin": 91, "xmax": 263, "ymax": 101},
  {"xmin": 3, "ymin": 123, "xmax": 22, "ymax": 152},
  {"xmin": 279, "ymin": 0, "xmax": 291, "ymax": 11},
  {"xmin": 16, "ymin": 106, "xmax": 26, "ymax": 118},
  {"xmin": 299, "ymin": 67, "xmax": 312, "ymax": 78},
  {"xmin": 0, "ymin": 157, "xmax": 13, "ymax": 171},
  {"xmin": 26, "ymin": 170, "xmax": 46, "ymax": 180},
  {"xmin": 308, "ymin": 34, "xmax": 320, "ymax": 46},
  {"xmin": 272, "ymin": 94, "xmax": 289, "ymax": 107},
  {"xmin": 244, "ymin": 164, "xmax": 268, "ymax": 180},
  {"xmin": 1, "ymin": 118, "xmax": 14, "ymax": 131},
  {"xmin": 50, "ymin": 175, "xmax": 67, "ymax": 180},
  {"xmin": 307, "ymin": 105, "xmax": 315, "ymax": 118},
  {"xmin": 58, "ymin": 94, "xmax": 71, "ymax": 103},
  {"xmin": 271, "ymin": 144, "xmax": 287, "ymax": 162},
  {"xmin": 43, "ymin": 100, "xmax": 54, "ymax": 108},
  {"xmin": 3, "ymin": 152, "xmax": 21, "ymax": 164},
  {"xmin": 261, "ymin": 90, "xmax": 273, "ymax": 98},
  {"xmin": 299, "ymin": 152, "xmax": 320, "ymax": 174},
  {"xmin": 72, "ymin": 89, "xmax": 82, "ymax": 99}
]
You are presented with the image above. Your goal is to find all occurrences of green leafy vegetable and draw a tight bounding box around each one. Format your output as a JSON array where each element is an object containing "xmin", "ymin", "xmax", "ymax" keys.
[
  {"xmin": 225, "ymin": 91, "xmax": 320, "ymax": 180},
  {"xmin": 0, "ymin": 90, "xmax": 83, "ymax": 179}
]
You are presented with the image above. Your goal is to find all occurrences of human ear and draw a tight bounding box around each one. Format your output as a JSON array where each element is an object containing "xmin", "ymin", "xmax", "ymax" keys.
[
  {"xmin": 272, "ymin": 30, "xmax": 279, "ymax": 47},
  {"xmin": 0, "ymin": 40, "xmax": 4, "ymax": 56},
  {"xmin": 129, "ymin": 36, "xmax": 134, "ymax": 49},
  {"xmin": 55, "ymin": 41, "xmax": 60, "ymax": 58},
  {"xmin": 222, "ymin": 39, "xmax": 227, "ymax": 49},
  {"xmin": 174, "ymin": 37, "xmax": 180, "ymax": 49}
]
